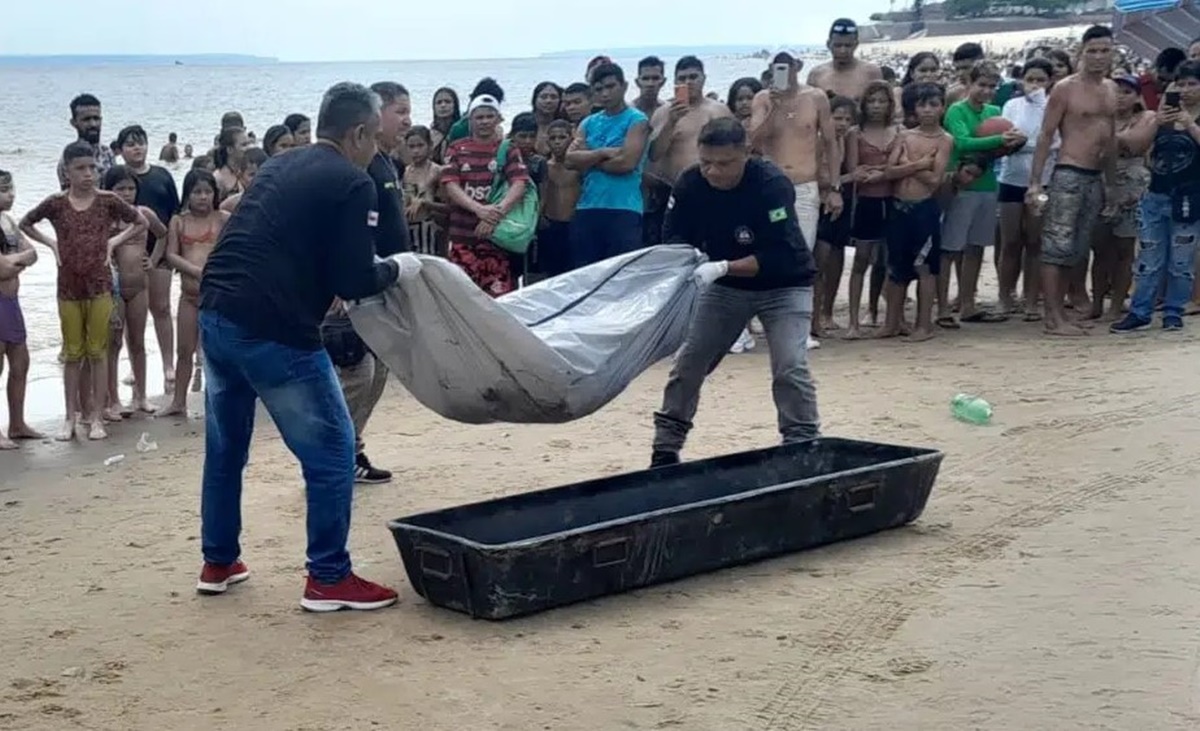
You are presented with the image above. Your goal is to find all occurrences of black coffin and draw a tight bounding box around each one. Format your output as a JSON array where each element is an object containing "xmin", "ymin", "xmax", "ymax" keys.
[{"xmin": 389, "ymin": 437, "xmax": 943, "ymax": 620}]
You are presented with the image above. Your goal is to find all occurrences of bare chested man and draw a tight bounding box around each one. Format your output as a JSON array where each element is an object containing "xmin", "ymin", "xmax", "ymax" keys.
[
  {"xmin": 749, "ymin": 52, "xmax": 843, "ymax": 253},
  {"xmin": 648, "ymin": 56, "xmax": 733, "ymax": 185},
  {"xmin": 807, "ymin": 18, "xmax": 884, "ymax": 103},
  {"xmin": 1027, "ymin": 25, "xmax": 1118, "ymax": 337},
  {"xmin": 635, "ymin": 56, "xmax": 668, "ymax": 246}
]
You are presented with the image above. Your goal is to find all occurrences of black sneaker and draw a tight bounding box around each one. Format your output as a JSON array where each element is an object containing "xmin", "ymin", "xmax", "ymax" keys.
[
  {"xmin": 354, "ymin": 453, "xmax": 392, "ymax": 484},
  {"xmin": 1109, "ymin": 314, "xmax": 1152, "ymax": 333},
  {"xmin": 650, "ymin": 449, "xmax": 681, "ymax": 469},
  {"xmin": 1163, "ymin": 315, "xmax": 1184, "ymax": 331}
]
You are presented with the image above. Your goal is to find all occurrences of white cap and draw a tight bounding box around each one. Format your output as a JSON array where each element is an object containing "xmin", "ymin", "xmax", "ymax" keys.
[{"xmin": 467, "ymin": 94, "xmax": 501, "ymax": 117}]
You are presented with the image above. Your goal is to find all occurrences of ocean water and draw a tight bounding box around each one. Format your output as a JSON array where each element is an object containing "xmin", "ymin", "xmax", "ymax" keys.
[{"xmin": 0, "ymin": 54, "xmax": 786, "ymax": 424}]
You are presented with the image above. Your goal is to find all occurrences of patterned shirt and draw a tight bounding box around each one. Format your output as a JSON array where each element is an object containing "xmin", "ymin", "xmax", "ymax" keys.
[
  {"xmin": 441, "ymin": 137, "xmax": 529, "ymax": 247},
  {"xmin": 56, "ymin": 141, "xmax": 116, "ymax": 190},
  {"xmin": 23, "ymin": 192, "xmax": 139, "ymax": 299}
]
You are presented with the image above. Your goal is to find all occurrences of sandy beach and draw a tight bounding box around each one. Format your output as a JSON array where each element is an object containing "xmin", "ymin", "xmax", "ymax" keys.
[{"xmin": 3, "ymin": 271, "xmax": 1200, "ymax": 729}]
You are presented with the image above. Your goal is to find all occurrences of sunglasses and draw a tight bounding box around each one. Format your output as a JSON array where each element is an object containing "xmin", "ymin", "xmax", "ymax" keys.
[{"xmin": 830, "ymin": 23, "xmax": 858, "ymax": 34}]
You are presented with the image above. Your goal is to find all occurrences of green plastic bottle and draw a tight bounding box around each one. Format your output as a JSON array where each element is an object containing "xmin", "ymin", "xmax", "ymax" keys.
[{"xmin": 951, "ymin": 393, "xmax": 993, "ymax": 425}]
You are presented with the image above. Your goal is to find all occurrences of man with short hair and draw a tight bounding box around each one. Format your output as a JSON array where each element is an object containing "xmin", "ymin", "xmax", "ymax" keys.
[
  {"xmin": 750, "ymin": 52, "xmax": 842, "ymax": 350},
  {"xmin": 57, "ymin": 94, "xmax": 115, "ymax": 190},
  {"xmin": 945, "ymin": 43, "xmax": 986, "ymax": 107},
  {"xmin": 650, "ymin": 117, "xmax": 820, "ymax": 468},
  {"xmin": 806, "ymin": 19, "xmax": 884, "ymax": 102},
  {"xmin": 197, "ymin": 82, "xmax": 419, "ymax": 612},
  {"xmin": 320, "ymin": 81, "xmax": 412, "ymax": 487},
  {"xmin": 1028, "ymin": 25, "xmax": 1119, "ymax": 337},
  {"xmin": 1140, "ymin": 47, "xmax": 1187, "ymax": 112},
  {"xmin": 565, "ymin": 62, "xmax": 650, "ymax": 268},
  {"xmin": 634, "ymin": 56, "xmax": 666, "ymax": 118},
  {"xmin": 648, "ymin": 56, "xmax": 734, "ymax": 187}
]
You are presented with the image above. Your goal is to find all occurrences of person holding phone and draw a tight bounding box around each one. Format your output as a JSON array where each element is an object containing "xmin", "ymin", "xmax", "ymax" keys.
[
  {"xmin": 647, "ymin": 56, "xmax": 733, "ymax": 190},
  {"xmin": 1111, "ymin": 60, "xmax": 1200, "ymax": 333}
]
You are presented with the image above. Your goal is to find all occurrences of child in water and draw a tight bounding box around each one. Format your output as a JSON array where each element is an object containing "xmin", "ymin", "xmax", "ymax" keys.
[
  {"xmin": 103, "ymin": 165, "xmax": 168, "ymax": 415},
  {"xmin": 158, "ymin": 170, "xmax": 228, "ymax": 417}
]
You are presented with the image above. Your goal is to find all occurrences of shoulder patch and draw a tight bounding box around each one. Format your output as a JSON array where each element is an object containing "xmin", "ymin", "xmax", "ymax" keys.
[
  {"xmin": 367, "ymin": 210, "xmax": 379, "ymax": 227},
  {"xmin": 768, "ymin": 207, "xmax": 788, "ymax": 223}
]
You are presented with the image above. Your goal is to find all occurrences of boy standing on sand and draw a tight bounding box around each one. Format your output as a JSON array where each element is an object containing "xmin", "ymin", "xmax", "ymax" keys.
[
  {"xmin": 21, "ymin": 142, "xmax": 147, "ymax": 442},
  {"xmin": 881, "ymin": 84, "xmax": 954, "ymax": 341},
  {"xmin": 539, "ymin": 119, "xmax": 582, "ymax": 277},
  {"xmin": 0, "ymin": 171, "xmax": 43, "ymax": 449}
]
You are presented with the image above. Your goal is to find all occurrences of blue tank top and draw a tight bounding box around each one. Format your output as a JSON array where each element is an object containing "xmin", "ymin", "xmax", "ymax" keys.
[{"xmin": 577, "ymin": 106, "xmax": 649, "ymax": 213}]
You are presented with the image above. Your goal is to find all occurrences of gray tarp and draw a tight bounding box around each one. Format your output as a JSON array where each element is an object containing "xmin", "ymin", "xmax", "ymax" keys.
[{"xmin": 348, "ymin": 245, "xmax": 706, "ymax": 424}]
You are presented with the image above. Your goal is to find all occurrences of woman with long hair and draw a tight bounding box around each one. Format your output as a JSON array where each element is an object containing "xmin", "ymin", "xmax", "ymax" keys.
[
  {"xmin": 212, "ymin": 126, "xmax": 250, "ymax": 197},
  {"xmin": 429, "ymin": 87, "xmax": 461, "ymax": 164},
  {"xmin": 531, "ymin": 81, "xmax": 564, "ymax": 155}
]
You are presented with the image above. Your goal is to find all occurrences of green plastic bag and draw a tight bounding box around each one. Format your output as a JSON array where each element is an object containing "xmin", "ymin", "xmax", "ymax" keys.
[{"xmin": 487, "ymin": 139, "xmax": 539, "ymax": 255}]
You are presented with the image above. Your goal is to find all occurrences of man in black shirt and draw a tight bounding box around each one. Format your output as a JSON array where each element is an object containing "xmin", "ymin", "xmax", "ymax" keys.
[
  {"xmin": 320, "ymin": 81, "xmax": 411, "ymax": 486},
  {"xmin": 198, "ymin": 82, "xmax": 420, "ymax": 613},
  {"xmin": 116, "ymin": 124, "xmax": 181, "ymax": 392},
  {"xmin": 651, "ymin": 118, "xmax": 821, "ymax": 467}
]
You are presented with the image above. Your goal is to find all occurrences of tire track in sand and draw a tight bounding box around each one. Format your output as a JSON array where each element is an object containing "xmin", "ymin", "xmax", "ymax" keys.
[{"xmin": 754, "ymin": 403, "xmax": 1200, "ymax": 730}]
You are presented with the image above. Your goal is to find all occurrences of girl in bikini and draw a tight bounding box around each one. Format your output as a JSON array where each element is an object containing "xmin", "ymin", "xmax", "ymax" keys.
[
  {"xmin": 157, "ymin": 170, "xmax": 228, "ymax": 417},
  {"xmin": 103, "ymin": 165, "xmax": 167, "ymax": 415},
  {"xmin": 212, "ymin": 126, "xmax": 250, "ymax": 198},
  {"xmin": 403, "ymin": 127, "xmax": 448, "ymax": 256}
]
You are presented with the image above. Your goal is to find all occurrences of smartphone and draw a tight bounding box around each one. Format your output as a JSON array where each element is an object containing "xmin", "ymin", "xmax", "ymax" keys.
[
  {"xmin": 1165, "ymin": 90, "xmax": 1182, "ymax": 108},
  {"xmin": 772, "ymin": 63, "xmax": 791, "ymax": 91},
  {"xmin": 674, "ymin": 83, "xmax": 689, "ymax": 105}
]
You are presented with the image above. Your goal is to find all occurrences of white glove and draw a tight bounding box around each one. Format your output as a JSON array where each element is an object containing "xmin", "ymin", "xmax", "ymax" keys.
[
  {"xmin": 693, "ymin": 260, "xmax": 729, "ymax": 286},
  {"xmin": 392, "ymin": 252, "xmax": 423, "ymax": 281}
]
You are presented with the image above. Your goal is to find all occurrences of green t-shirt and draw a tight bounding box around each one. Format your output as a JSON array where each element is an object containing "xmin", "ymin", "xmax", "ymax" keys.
[
  {"xmin": 943, "ymin": 99, "xmax": 1005, "ymax": 192},
  {"xmin": 994, "ymin": 80, "xmax": 1021, "ymax": 109}
]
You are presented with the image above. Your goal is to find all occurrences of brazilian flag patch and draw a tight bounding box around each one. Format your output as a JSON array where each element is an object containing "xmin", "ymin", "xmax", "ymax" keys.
[{"xmin": 768, "ymin": 207, "xmax": 788, "ymax": 223}]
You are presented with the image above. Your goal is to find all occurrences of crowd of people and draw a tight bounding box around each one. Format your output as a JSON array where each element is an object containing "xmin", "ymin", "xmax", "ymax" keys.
[{"xmin": 0, "ymin": 16, "xmax": 1199, "ymax": 609}]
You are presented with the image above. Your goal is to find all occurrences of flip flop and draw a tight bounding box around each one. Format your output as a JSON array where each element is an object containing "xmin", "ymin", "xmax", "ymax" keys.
[
  {"xmin": 960, "ymin": 311, "xmax": 1009, "ymax": 324},
  {"xmin": 936, "ymin": 316, "xmax": 960, "ymax": 330}
]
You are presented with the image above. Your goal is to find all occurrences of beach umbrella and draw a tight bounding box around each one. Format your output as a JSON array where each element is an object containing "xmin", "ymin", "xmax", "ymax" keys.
[{"xmin": 1113, "ymin": 0, "xmax": 1200, "ymax": 59}]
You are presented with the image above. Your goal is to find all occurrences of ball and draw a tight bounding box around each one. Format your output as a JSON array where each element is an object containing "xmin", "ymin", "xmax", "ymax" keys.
[{"xmin": 975, "ymin": 116, "xmax": 1014, "ymax": 137}]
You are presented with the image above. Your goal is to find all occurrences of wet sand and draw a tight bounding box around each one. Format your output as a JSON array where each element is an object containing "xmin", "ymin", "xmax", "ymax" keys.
[{"xmin": 3, "ymin": 294, "xmax": 1200, "ymax": 730}]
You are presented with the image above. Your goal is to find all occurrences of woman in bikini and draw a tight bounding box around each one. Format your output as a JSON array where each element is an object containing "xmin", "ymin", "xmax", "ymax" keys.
[
  {"xmin": 158, "ymin": 170, "xmax": 228, "ymax": 417},
  {"xmin": 402, "ymin": 127, "xmax": 448, "ymax": 256},
  {"xmin": 103, "ymin": 165, "xmax": 167, "ymax": 415},
  {"xmin": 212, "ymin": 126, "xmax": 250, "ymax": 198}
]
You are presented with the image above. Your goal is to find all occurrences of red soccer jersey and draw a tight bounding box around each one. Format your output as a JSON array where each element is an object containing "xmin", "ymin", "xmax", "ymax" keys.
[{"xmin": 440, "ymin": 137, "xmax": 529, "ymax": 247}]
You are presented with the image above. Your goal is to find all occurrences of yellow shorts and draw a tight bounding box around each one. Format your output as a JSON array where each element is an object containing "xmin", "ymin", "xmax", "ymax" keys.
[{"xmin": 59, "ymin": 296, "xmax": 114, "ymax": 362}]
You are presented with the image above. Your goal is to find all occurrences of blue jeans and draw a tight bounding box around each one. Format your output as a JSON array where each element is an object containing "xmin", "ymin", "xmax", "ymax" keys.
[
  {"xmin": 199, "ymin": 310, "xmax": 356, "ymax": 584},
  {"xmin": 569, "ymin": 208, "xmax": 643, "ymax": 270},
  {"xmin": 1129, "ymin": 192, "xmax": 1200, "ymax": 320}
]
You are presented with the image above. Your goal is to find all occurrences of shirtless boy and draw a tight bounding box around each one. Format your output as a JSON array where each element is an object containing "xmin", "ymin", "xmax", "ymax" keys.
[
  {"xmin": 807, "ymin": 18, "xmax": 884, "ymax": 102},
  {"xmin": 1028, "ymin": 25, "xmax": 1118, "ymax": 336},
  {"xmin": 882, "ymin": 84, "xmax": 954, "ymax": 342},
  {"xmin": 0, "ymin": 171, "xmax": 42, "ymax": 448},
  {"xmin": 540, "ymin": 119, "xmax": 582, "ymax": 277},
  {"xmin": 21, "ymin": 142, "xmax": 147, "ymax": 441},
  {"xmin": 648, "ymin": 56, "xmax": 734, "ymax": 186}
]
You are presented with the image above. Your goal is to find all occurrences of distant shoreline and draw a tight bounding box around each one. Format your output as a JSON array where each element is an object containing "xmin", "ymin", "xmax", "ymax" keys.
[{"xmin": 0, "ymin": 54, "xmax": 277, "ymax": 67}]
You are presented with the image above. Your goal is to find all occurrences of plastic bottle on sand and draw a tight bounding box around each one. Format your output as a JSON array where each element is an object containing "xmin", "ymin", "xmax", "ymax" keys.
[{"xmin": 951, "ymin": 394, "xmax": 993, "ymax": 425}]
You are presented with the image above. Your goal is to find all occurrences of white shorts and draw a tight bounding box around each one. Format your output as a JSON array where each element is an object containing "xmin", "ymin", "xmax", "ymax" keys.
[{"xmin": 793, "ymin": 182, "xmax": 820, "ymax": 252}]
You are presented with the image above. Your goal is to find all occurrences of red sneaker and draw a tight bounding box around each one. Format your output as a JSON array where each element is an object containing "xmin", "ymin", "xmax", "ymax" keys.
[
  {"xmin": 196, "ymin": 560, "xmax": 251, "ymax": 595},
  {"xmin": 300, "ymin": 573, "xmax": 398, "ymax": 613}
]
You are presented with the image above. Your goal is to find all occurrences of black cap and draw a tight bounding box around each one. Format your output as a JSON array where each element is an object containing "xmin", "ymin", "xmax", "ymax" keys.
[{"xmin": 829, "ymin": 18, "xmax": 858, "ymax": 36}]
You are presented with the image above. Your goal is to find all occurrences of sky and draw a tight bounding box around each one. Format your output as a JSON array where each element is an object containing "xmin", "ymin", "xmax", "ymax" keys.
[{"xmin": 1, "ymin": 0, "xmax": 889, "ymax": 61}]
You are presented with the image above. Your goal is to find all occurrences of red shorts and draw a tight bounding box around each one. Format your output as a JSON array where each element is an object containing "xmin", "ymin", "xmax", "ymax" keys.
[{"xmin": 448, "ymin": 240, "xmax": 515, "ymax": 297}]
